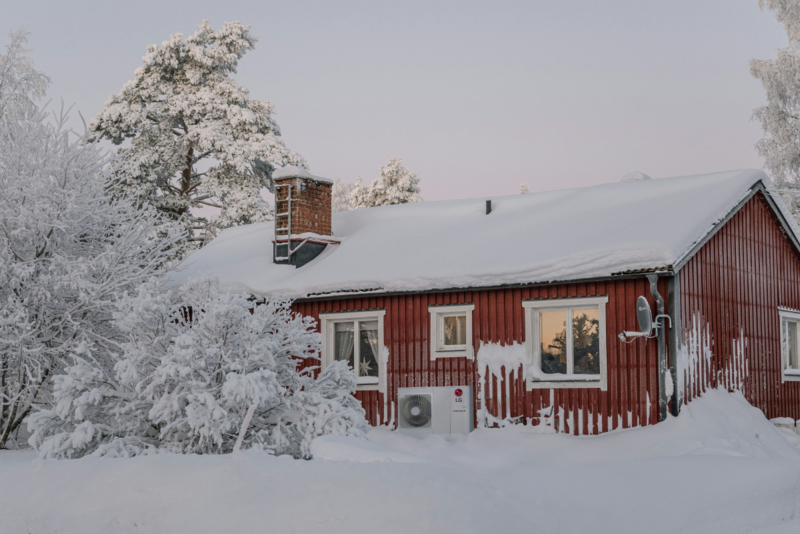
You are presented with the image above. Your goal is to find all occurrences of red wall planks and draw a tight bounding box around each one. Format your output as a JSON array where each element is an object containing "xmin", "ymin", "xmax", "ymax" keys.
[
  {"xmin": 294, "ymin": 278, "xmax": 669, "ymax": 435},
  {"xmin": 680, "ymin": 192, "xmax": 800, "ymax": 419}
]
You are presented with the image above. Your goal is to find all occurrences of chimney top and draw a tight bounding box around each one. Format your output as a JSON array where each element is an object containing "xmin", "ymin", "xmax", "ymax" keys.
[{"xmin": 273, "ymin": 165, "xmax": 333, "ymax": 184}]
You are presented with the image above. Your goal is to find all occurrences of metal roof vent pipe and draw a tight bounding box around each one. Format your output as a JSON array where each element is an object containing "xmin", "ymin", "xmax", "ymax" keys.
[
  {"xmin": 486, "ymin": 199, "xmax": 492, "ymax": 215},
  {"xmin": 621, "ymin": 171, "xmax": 652, "ymax": 182}
]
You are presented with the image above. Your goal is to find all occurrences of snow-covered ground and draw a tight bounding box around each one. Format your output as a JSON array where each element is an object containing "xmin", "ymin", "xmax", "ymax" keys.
[{"xmin": 2, "ymin": 389, "xmax": 800, "ymax": 534}]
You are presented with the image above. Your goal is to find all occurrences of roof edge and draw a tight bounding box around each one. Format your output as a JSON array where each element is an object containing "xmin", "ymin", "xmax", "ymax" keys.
[
  {"xmin": 296, "ymin": 270, "xmax": 674, "ymax": 303},
  {"xmin": 673, "ymin": 179, "xmax": 800, "ymax": 272}
]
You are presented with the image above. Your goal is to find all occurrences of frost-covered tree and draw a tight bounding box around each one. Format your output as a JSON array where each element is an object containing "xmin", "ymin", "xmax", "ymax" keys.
[
  {"xmin": 0, "ymin": 29, "xmax": 49, "ymax": 119},
  {"xmin": 0, "ymin": 93, "xmax": 183, "ymax": 448},
  {"xmin": 751, "ymin": 0, "xmax": 800, "ymax": 219},
  {"xmin": 87, "ymin": 20, "xmax": 306, "ymax": 251},
  {"xmin": 28, "ymin": 279, "xmax": 367, "ymax": 459},
  {"xmin": 519, "ymin": 181, "xmax": 529, "ymax": 194},
  {"xmin": 351, "ymin": 157, "xmax": 422, "ymax": 208},
  {"xmin": 332, "ymin": 177, "xmax": 355, "ymax": 212}
]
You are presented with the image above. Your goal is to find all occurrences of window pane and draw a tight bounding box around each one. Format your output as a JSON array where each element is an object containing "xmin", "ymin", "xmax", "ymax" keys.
[
  {"xmin": 540, "ymin": 310, "xmax": 567, "ymax": 374},
  {"xmin": 789, "ymin": 321, "xmax": 798, "ymax": 370},
  {"xmin": 572, "ymin": 308, "xmax": 600, "ymax": 375},
  {"xmin": 334, "ymin": 321, "xmax": 355, "ymax": 369},
  {"xmin": 359, "ymin": 321, "xmax": 380, "ymax": 378},
  {"xmin": 443, "ymin": 315, "xmax": 467, "ymax": 346}
]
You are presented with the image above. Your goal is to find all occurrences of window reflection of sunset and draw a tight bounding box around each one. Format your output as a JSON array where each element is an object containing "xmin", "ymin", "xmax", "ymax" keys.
[{"xmin": 540, "ymin": 310, "xmax": 567, "ymax": 374}]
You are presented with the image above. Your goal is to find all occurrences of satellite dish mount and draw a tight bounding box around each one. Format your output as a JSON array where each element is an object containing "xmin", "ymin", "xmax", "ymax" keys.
[{"xmin": 618, "ymin": 296, "xmax": 672, "ymax": 342}]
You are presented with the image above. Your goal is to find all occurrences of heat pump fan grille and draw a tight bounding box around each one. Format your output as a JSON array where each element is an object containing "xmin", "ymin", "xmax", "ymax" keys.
[{"xmin": 400, "ymin": 394, "xmax": 433, "ymax": 428}]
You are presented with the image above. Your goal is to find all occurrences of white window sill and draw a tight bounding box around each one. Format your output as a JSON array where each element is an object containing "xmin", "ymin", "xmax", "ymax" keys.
[
  {"xmin": 528, "ymin": 380, "xmax": 605, "ymax": 390},
  {"xmin": 357, "ymin": 377, "xmax": 380, "ymax": 385},
  {"xmin": 783, "ymin": 370, "xmax": 800, "ymax": 382},
  {"xmin": 528, "ymin": 374, "xmax": 606, "ymax": 390},
  {"xmin": 533, "ymin": 373, "xmax": 601, "ymax": 381},
  {"xmin": 355, "ymin": 383, "xmax": 382, "ymax": 391},
  {"xmin": 431, "ymin": 348, "xmax": 472, "ymax": 360}
]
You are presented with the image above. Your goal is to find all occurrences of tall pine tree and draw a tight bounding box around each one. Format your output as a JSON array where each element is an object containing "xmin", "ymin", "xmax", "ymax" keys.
[{"xmin": 88, "ymin": 21, "xmax": 305, "ymax": 253}]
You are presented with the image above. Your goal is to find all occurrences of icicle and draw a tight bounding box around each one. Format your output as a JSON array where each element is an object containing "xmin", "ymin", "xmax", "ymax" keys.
[{"xmin": 505, "ymin": 367, "xmax": 512, "ymax": 420}]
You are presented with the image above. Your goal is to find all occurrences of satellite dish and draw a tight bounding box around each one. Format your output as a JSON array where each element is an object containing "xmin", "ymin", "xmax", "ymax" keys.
[{"xmin": 636, "ymin": 296, "xmax": 653, "ymax": 335}]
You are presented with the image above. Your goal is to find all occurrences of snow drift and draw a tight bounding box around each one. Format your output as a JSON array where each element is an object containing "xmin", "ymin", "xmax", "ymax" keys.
[{"xmin": 3, "ymin": 389, "xmax": 800, "ymax": 534}]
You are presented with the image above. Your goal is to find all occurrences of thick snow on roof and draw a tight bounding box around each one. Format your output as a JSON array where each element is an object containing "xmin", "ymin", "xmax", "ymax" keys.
[{"xmin": 167, "ymin": 169, "xmax": 785, "ymax": 298}]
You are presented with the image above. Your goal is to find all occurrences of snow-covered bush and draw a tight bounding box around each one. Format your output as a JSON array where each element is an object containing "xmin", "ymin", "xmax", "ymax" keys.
[
  {"xmin": 0, "ymin": 34, "xmax": 183, "ymax": 449},
  {"xmin": 87, "ymin": 20, "xmax": 306, "ymax": 253},
  {"xmin": 28, "ymin": 279, "xmax": 368, "ymax": 459},
  {"xmin": 351, "ymin": 157, "xmax": 422, "ymax": 208}
]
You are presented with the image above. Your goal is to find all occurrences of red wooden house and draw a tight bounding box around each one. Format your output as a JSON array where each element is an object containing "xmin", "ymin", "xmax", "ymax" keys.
[{"xmin": 171, "ymin": 167, "xmax": 800, "ymax": 434}]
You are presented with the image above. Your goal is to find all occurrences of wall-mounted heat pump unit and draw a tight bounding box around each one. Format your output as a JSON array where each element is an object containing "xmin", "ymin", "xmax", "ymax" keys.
[{"xmin": 397, "ymin": 386, "xmax": 474, "ymax": 437}]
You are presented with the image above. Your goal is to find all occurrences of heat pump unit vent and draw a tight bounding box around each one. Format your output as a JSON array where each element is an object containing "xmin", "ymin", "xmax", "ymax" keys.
[
  {"xmin": 399, "ymin": 394, "xmax": 432, "ymax": 428},
  {"xmin": 397, "ymin": 386, "xmax": 474, "ymax": 437}
]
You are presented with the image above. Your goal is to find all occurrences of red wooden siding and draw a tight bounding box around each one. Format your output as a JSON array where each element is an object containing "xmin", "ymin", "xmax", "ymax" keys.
[
  {"xmin": 680, "ymin": 191, "xmax": 800, "ymax": 418},
  {"xmin": 294, "ymin": 277, "xmax": 668, "ymax": 435}
]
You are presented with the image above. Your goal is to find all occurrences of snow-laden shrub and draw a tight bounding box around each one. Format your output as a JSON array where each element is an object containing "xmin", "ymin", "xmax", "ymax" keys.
[
  {"xmin": 0, "ymin": 31, "xmax": 184, "ymax": 449},
  {"xmin": 28, "ymin": 279, "xmax": 367, "ymax": 459}
]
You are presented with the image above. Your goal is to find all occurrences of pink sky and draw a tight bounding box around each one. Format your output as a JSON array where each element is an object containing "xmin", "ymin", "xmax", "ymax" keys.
[{"xmin": 2, "ymin": 0, "xmax": 789, "ymax": 200}]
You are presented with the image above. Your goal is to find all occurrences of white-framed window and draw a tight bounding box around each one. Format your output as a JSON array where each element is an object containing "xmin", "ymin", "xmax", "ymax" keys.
[
  {"xmin": 780, "ymin": 308, "xmax": 800, "ymax": 383},
  {"xmin": 523, "ymin": 296, "xmax": 608, "ymax": 390},
  {"xmin": 319, "ymin": 309, "xmax": 386, "ymax": 392},
  {"xmin": 428, "ymin": 304, "xmax": 475, "ymax": 360}
]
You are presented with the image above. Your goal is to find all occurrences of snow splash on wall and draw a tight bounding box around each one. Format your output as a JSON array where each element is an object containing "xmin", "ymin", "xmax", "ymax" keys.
[
  {"xmin": 726, "ymin": 330, "xmax": 749, "ymax": 392},
  {"xmin": 679, "ymin": 314, "xmax": 714, "ymax": 403},
  {"xmin": 476, "ymin": 342, "xmax": 642, "ymax": 435},
  {"xmin": 679, "ymin": 314, "xmax": 748, "ymax": 404},
  {"xmin": 476, "ymin": 342, "xmax": 527, "ymax": 427}
]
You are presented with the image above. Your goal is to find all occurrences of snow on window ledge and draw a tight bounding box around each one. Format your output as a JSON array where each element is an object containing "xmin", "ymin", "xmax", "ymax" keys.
[
  {"xmin": 357, "ymin": 376, "xmax": 380, "ymax": 385},
  {"xmin": 533, "ymin": 373, "xmax": 601, "ymax": 382}
]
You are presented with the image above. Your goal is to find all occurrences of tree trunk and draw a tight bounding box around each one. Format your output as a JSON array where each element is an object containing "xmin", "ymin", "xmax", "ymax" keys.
[{"xmin": 177, "ymin": 147, "xmax": 194, "ymax": 218}]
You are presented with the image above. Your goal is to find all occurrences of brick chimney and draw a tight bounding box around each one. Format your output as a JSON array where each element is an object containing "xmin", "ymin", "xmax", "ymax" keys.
[{"xmin": 272, "ymin": 166, "xmax": 338, "ymax": 267}]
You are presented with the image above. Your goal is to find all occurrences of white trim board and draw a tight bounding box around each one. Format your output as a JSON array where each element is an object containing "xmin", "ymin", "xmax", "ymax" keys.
[
  {"xmin": 319, "ymin": 309, "xmax": 387, "ymax": 392},
  {"xmin": 428, "ymin": 304, "xmax": 475, "ymax": 360},
  {"xmin": 779, "ymin": 308, "xmax": 800, "ymax": 383}
]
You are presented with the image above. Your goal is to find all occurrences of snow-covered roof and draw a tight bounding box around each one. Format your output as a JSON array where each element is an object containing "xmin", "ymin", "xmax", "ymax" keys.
[
  {"xmin": 272, "ymin": 165, "xmax": 333, "ymax": 184},
  {"xmin": 167, "ymin": 169, "xmax": 795, "ymax": 299}
]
